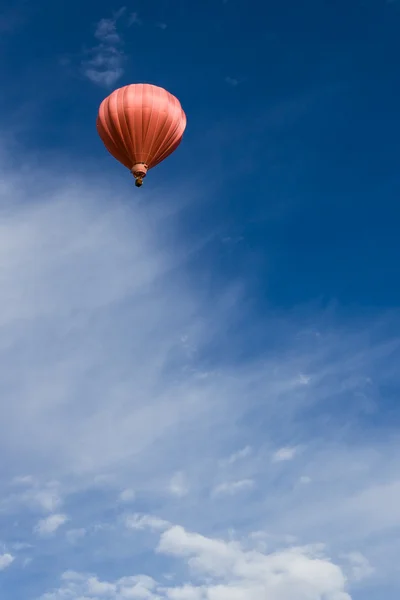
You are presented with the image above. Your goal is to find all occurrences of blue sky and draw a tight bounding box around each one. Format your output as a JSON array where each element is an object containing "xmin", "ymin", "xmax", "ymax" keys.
[{"xmin": 0, "ymin": 0, "xmax": 400, "ymax": 599}]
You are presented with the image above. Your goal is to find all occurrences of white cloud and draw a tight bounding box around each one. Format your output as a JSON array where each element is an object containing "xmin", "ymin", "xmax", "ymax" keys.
[
  {"xmin": 34, "ymin": 514, "xmax": 68, "ymax": 536},
  {"xmin": 1, "ymin": 144, "xmax": 400, "ymax": 597},
  {"xmin": 94, "ymin": 18, "xmax": 121, "ymax": 44},
  {"xmin": 0, "ymin": 177, "xmax": 214, "ymax": 480},
  {"xmin": 212, "ymin": 479, "xmax": 254, "ymax": 496},
  {"xmin": 342, "ymin": 552, "xmax": 374, "ymax": 582},
  {"xmin": 119, "ymin": 488, "xmax": 136, "ymax": 503},
  {"xmin": 169, "ymin": 472, "xmax": 189, "ymax": 497},
  {"xmin": 31, "ymin": 487, "xmax": 62, "ymax": 513},
  {"xmin": 86, "ymin": 576, "xmax": 117, "ymax": 596},
  {"xmin": 42, "ymin": 571, "xmax": 157, "ymax": 600},
  {"xmin": 157, "ymin": 526, "xmax": 351, "ymax": 600},
  {"xmin": 0, "ymin": 553, "xmax": 14, "ymax": 570},
  {"xmin": 2, "ymin": 480, "xmax": 62, "ymax": 514},
  {"xmin": 272, "ymin": 446, "xmax": 299, "ymax": 462},
  {"xmin": 41, "ymin": 525, "xmax": 352, "ymax": 600},
  {"xmin": 82, "ymin": 12, "xmax": 126, "ymax": 86},
  {"xmin": 126, "ymin": 514, "xmax": 171, "ymax": 532}
]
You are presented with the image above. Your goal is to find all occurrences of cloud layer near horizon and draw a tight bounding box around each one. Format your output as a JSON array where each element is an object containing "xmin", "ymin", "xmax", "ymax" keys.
[{"xmin": 41, "ymin": 522, "xmax": 353, "ymax": 600}]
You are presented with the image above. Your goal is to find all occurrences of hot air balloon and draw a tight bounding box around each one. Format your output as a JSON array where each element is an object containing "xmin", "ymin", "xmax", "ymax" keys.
[{"xmin": 96, "ymin": 83, "xmax": 187, "ymax": 187}]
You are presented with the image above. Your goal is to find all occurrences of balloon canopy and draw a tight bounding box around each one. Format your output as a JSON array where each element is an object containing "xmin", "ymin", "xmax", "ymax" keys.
[{"xmin": 96, "ymin": 83, "xmax": 187, "ymax": 187}]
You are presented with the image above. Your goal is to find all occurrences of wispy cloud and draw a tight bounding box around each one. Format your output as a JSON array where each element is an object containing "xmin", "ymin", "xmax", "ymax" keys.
[
  {"xmin": 225, "ymin": 76, "xmax": 239, "ymax": 86},
  {"xmin": 82, "ymin": 11, "xmax": 126, "ymax": 87},
  {"xmin": 341, "ymin": 552, "xmax": 374, "ymax": 582},
  {"xmin": 34, "ymin": 514, "xmax": 68, "ymax": 536},
  {"xmin": 128, "ymin": 12, "xmax": 142, "ymax": 26},
  {"xmin": 11, "ymin": 475, "xmax": 36, "ymax": 486},
  {"xmin": 126, "ymin": 514, "xmax": 171, "ymax": 532},
  {"xmin": 219, "ymin": 446, "xmax": 252, "ymax": 467},
  {"xmin": 299, "ymin": 475, "xmax": 312, "ymax": 484},
  {"xmin": 0, "ymin": 146, "xmax": 400, "ymax": 597},
  {"xmin": 271, "ymin": 446, "xmax": 300, "ymax": 462},
  {"xmin": 169, "ymin": 472, "xmax": 189, "ymax": 498},
  {"xmin": 2, "ymin": 479, "xmax": 62, "ymax": 514},
  {"xmin": 212, "ymin": 478, "xmax": 254, "ymax": 496},
  {"xmin": 119, "ymin": 488, "xmax": 136, "ymax": 503},
  {"xmin": 297, "ymin": 373, "xmax": 311, "ymax": 385}
]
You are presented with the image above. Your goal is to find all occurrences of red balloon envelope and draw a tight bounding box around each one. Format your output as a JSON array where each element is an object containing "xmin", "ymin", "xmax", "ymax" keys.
[{"xmin": 96, "ymin": 83, "xmax": 187, "ymax": 187}]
